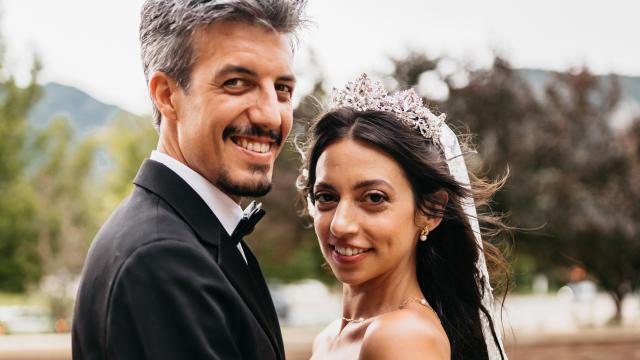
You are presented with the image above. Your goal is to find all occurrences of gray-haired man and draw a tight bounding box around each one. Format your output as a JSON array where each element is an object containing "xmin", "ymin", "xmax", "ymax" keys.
[{"xmin": 72, "ymin": 1, "xmax": 306, "ymax": 359}]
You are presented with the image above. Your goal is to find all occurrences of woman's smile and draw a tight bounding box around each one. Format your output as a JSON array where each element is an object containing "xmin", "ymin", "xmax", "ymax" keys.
[{"xmin": 330, "ymin": 244, "xmax": 373, "ymax": 264}]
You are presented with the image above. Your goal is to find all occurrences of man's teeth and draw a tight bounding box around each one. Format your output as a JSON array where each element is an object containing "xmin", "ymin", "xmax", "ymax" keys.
[
  {"xmin": 238, "ymin": 139, "xmax": 271, "ymax": 153},
  {"xmin": 335, "ymin": 246, "xmax": 368, "ymax": 256}
]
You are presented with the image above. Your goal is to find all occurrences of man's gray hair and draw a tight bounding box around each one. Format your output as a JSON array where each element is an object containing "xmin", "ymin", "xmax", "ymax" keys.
[{"xmin": 140, "ymin": 0, "xmax": 308, "ymax": 127}]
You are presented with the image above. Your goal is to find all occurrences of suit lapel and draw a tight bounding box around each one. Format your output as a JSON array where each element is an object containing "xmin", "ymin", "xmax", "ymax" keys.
[
  {"xmin": 241, "ymin": 240, "xmax": 285, "ymax": 356},
  {"xmin": 133, "ymin": 159, "xmax": 223, "ymax": 247},
  {"xmin": 133, "ymin": 160, "xmax": 282, "ymax": 359},
  {"xmin": 217, "ymin": 230, "xmax": 282, "ymax": 358}
]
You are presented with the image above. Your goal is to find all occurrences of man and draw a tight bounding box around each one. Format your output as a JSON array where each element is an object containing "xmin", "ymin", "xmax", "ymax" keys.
[{"xmin": 72, "ymin": 1, "xmax": 307, "ymax": 359}]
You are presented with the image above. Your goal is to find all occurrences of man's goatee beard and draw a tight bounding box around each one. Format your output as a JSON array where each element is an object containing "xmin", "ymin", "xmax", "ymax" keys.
[{"xmin": 216, "ymin": 166, "xmax": 272, "ymax": 198}]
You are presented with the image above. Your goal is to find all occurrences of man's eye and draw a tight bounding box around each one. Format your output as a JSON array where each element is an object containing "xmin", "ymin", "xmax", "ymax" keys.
[
  {"xmin": 223, "ymin": 78, "xmax": 249, "ymax": 89},
  {"xmin": 275, "ymin": 84, "xmax": 293, "ymax": 100},
  {"xmin": 275, "ymin": 84, "xmax": 293, "ymax": 94}
]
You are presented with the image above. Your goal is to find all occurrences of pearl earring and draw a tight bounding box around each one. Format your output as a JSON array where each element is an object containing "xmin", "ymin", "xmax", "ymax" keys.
[{"xmin": 419, "ymin": 227, "xmax": 429, "ymax": 241}]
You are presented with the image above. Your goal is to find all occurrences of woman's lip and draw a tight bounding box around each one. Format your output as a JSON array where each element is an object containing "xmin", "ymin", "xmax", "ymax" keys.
[
  {"xmin": 329, "ymin": 243, "xmax": 370, "ymax": 250},
  {"xmin": 330, "ymin": 246, "xmax": 371, "ymax": 264}
]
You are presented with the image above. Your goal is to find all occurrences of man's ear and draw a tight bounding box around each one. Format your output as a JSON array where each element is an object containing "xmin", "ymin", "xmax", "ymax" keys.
[
  {"xmin": 417, "ymin": 190, "xmax": 449, "ymax": 232},
  {"xmin": 149, "ymin": 71, "xmax": 179, "ymax": 123}
]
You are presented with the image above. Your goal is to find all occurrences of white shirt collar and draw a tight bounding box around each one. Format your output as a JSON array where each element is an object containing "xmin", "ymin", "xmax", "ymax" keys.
[{"xmin": 150, "ymin": 150, "xmax": 244, "ymax": 236}]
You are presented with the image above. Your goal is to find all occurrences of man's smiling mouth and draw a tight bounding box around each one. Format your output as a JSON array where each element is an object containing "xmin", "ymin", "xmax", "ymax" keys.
[{"xmin": 230, "ymin": 136, "xmax": 273, "ymax": 154}]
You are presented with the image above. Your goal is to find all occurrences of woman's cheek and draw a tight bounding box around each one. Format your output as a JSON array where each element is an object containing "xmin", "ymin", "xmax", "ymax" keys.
[{"xmin": 314, "ymin": 213, "xmax": 329, "ymax": 243}]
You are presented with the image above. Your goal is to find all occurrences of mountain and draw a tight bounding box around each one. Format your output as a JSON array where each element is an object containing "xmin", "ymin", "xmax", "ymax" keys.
[
  {"xmin": 28, "ymin": 82, "xmax": 131, "ymax": 136},
  {"xmin": 28, "ymin": 71, "xmax": 640, "ymax": 137}
]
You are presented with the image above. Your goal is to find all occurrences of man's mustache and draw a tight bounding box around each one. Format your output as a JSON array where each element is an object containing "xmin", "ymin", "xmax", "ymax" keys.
[{"xmin": 223, "ymin": 126, "xmax": 283, "ymax": 145}]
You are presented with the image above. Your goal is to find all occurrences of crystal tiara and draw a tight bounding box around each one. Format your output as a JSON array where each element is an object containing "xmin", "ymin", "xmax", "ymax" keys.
[{"xmin": 330, "ymin": 73, "xmax": 447, "ymax": 149}]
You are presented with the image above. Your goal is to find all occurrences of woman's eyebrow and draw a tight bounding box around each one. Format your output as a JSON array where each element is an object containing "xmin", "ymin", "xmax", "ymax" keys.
[
  {"xmin": 313, "ymin": 181, "xmax": 335, "ymax": 191},
  {"xmin": 352, "ymin": 179, "xmax": 393, "ymax": 191}
]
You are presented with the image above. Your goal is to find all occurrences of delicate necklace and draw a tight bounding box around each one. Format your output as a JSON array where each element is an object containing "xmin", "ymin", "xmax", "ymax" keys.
[{"xmin": 341, "ymin": 298, "xmax": 434, "ymax": 324}]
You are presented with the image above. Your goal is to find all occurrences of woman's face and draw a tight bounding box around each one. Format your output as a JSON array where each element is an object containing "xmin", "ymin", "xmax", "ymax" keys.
[{"xmin": 312, "ymin": 139, "xmax": 422, "ymax": 286}]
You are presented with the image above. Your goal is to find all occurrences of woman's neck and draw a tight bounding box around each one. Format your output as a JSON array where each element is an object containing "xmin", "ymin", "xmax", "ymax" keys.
[{"xmin": 341, "ymin": 261, "xmax": 423, "ymax": 324}]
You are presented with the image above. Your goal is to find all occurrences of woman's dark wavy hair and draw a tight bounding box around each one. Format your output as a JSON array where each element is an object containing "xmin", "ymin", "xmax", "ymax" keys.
[{"xmin": 298, "ymin": 107, "xmax": 510, "ymax": 360}]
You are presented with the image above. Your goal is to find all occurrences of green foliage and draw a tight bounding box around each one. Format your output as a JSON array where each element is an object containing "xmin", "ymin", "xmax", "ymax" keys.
[
  {"xmin": 0, "ymin": 182, "xmax": 41, "ymax": 291},
  {"xmin": 98, "ymin": 112, "xmax": 158, "ymax": 215},
  {"xmin": 30, "ymin": 116, "xmax": 101, "ymax": 275},
  {"xmin": 0, "ymin": 292, "xmax": 46, "ymax": 306},
  {"xmin": 509, "ymin": 254, "xmax": 542, "ymax": 293},
  {"xmin": 21, "ymin": 109, "xmax": 155, "ymax": 320},
  {"xmin": 0, "ymin": 62, "xmax": 42, "ymax": 185},
  {"xmin": 0, "ymin": 39, "xmax": 153, "ymax": 295},
  {"xmin": 253, "ymin": 225, "xmax": 334, "ymax": 284},
  {"xmin": 0, "ymin": 57, "xmax": 43, "ymax": 291}
]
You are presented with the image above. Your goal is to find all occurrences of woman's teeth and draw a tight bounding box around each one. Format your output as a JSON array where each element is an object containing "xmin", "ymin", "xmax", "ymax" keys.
[
  {"xmin": 335, "ymin": 246, "xmax": 369, "ymax": 256},
  {"xmin": 238, "ymin": 138, "xmax": 271, "ymax": 154}
]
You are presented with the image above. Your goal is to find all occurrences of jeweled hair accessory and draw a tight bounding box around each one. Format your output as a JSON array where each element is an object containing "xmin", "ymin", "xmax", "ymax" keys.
[
  {"xmin": 330, "ymin": 74, "xmax": 507, "ymax": 360},
  {"xmin": 331, "ymin": 73, "xmax": 446, "ymax": 150}
]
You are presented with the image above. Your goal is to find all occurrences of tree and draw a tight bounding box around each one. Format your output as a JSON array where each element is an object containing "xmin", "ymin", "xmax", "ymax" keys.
[
  {"xmin": 97, "ymin": 112, "xmax": 158, "ymax": 218},
  {"xmin": 27, "ymin": 115, "xmax": 100, "ymax": 323},
  {"xmin": 31, "ymin": 111, "xmax": 156, "ymax": 323},
  {"xmin": 384, "ymin": 51, "xmax": 640, "ymax": 323},
  {"xmin": 0, "ymin": 57, "xmax": 44, "ymax": 291},
  {"xmin": 538, "ymin": 69, "xmax": 640, "ymax": 323},
  {"xmin": 31, "ymin": 117, "xmax": 99, "ymax": 273}
]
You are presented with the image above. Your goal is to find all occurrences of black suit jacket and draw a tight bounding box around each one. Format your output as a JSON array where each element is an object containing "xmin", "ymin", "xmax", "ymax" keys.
[{"xmin": 72, "ymin": 159, "xmax": 285, "ymax": 360}]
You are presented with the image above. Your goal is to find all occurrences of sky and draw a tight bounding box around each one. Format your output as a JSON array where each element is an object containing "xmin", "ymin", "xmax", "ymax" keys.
[{"xmin": 2, "ymin": 0, "xmax": 639, "ymax": 115}]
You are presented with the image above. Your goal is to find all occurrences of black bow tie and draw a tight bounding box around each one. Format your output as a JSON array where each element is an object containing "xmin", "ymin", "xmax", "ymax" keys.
[{"xmin": 231, "ymin": 201, "xmax": 265, "ymax": 244}]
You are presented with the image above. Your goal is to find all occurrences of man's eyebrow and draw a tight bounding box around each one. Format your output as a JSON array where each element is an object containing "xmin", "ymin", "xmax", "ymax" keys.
[
  {"xmin": 216, "ymin": 65, "xmax": 296, "ymax": 83},
  {"xmin": 216, "ymin": 65, "xmax": 257, "ymax": 78},
  {"xmin": 277, "ymin": 74, "xmax": 296, "ymax": 83}
]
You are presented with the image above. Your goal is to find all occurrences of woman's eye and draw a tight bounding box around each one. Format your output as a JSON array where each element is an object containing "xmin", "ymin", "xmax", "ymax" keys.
[
  {"xmin": 314, "ymin": 193, "xmax": 336, "ymax": 204},
  {"xmin": 365, "ymin": 192, "xmax": 386, "ymax": 204}
]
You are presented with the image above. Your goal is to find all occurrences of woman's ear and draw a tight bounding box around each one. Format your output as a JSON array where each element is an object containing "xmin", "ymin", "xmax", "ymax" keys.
[
  {"xmin": 417, "ymin": 190, "xmax": 449, "ymax": 232},
  {"xmin": 149, "ymin": 71, "xmax": 179, "ymax": 123}
]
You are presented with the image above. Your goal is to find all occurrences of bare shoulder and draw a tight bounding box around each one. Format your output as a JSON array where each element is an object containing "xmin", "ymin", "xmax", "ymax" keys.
[
  {"xmin": 359, "ymin": 309, "xmax": 450, "ymax": 360},
  {"xmin": 312, "ymin": 318, "xmax": 341, "ymax": 354}
]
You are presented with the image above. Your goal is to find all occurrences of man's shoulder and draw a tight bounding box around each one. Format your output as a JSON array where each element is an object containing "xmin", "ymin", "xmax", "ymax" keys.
[
  {"xmin": 73, "ymin": 186, "xmax": 226, "ymax": 359},
  {"xmin": 106, "ymin": 186, "xmax": 199, "ymax": 242},
  {"xmin": 83, "ymin": 185, "xmax": 209, "ymax": 277}
]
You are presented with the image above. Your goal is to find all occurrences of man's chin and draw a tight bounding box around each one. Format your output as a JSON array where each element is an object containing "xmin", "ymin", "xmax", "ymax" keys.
[
  {"xmin": 216, "ymin": 171, "xmax": 273, "ymax": 198},
  {"xmin": 219, "ymin": 181, "xmax": 272, "ymax": 198}
]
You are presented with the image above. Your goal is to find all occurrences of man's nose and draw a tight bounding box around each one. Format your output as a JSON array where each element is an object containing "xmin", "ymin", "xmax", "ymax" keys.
[{"xmin": 247, "ymin": 87, "xmax": 281, "ymax": 131}]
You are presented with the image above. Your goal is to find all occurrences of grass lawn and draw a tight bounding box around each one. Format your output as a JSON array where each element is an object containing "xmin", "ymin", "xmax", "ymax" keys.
[{"xmin": 0, "ymin": 293, "xmax": 48, "ymax": 307}]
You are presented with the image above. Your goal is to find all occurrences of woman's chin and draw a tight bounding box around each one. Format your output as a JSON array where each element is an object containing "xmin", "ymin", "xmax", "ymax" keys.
[
  {"xmin": 332, "ymin": 271, "xmax": 367, "ymax": 287},
  {"xmin": 324, "ymin": 254, "xmax": 372, "ymax": 286}
]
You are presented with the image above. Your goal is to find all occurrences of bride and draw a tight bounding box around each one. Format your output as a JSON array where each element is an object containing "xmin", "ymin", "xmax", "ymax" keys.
[{"xmin": 297, "ymin": 74, "xmax": 509, "ymax": 359}]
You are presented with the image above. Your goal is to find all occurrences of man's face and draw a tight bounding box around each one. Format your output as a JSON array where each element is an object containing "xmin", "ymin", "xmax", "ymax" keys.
[{"xmin": 172, "ymin": 21, "xmax": 295, "ymax": 199}]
